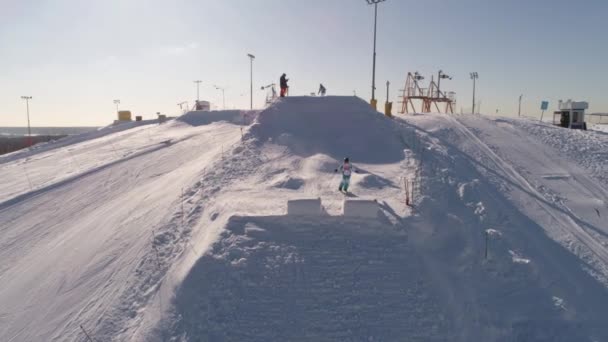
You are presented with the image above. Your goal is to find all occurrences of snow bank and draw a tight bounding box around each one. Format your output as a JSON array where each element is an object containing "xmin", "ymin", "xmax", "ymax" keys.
[
  {"xmin": 178, "ymin": 110, "xmax": 256, "ymax": 126},
  {"xmin": 286, "ymin": 198, "xmax": 322, "ymax": 216},
  {"xmin": 591, "ymin": 124, "xmax": 608, "ymax": 133},
  {"xmin": 250, "ymin": 96, "xmax": 404, "ymax": 164},
  {"xmin": 343, "ymin": 198, "xmax": 378, "ymax": 218},
  {"xmin": 505, "ymin": 117, "xmax": 608, "ymax": 186}
]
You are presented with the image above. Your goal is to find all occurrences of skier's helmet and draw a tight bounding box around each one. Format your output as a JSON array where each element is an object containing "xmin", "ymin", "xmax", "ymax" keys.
[{"xmin": 344, "ymin": 157, "xmax": 349, "ymax": 163}]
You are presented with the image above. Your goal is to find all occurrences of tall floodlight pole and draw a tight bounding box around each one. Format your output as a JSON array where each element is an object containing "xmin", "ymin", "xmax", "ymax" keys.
[
  {"xmin": 194, "ymin": 80, "xmax": 202, "ymax": 102},
  {"xmin": 214, "ymin": 85, "xmax": 226, "ymax": 110},
  {"xmin": 113, "ymin": 99, "xmax": 120, "ymax": 113},
  {"xmin": 470, "ymin": 72, "xmax": 478, "ymax": 114},
  {"xmin": 21, "ymin": 96, "xmax": 33, "ymax": 143},
  {"xmin": 437, "ymin": 70, "xmax": 452, "ymax": 98},
  {"xmin": 518, "ymin": 94, "xmax": 523, "ymax": 117},
  {"xmin": 366, "ymin": 0, "xmax": 386, "ymax": 107},
  {"xmin": 247, "ymin": 54, "xmax": 255, "ymax": 110}
]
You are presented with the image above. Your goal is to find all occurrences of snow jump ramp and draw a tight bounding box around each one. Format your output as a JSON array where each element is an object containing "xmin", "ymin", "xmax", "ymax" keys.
[
  {"xmin": 286, "ymin": 198, "xmax": 322, "ymax": 216},
  {"xmin": 160, "ymin": 215, "xmax": 446, "ymax": 341},
  {"xmin": 286, "ymin": 198, "xmax": 380, "ymax": 219},
  {"xmin": 342, "ymin": 198, "xmax": 379, "ymax": 218}
]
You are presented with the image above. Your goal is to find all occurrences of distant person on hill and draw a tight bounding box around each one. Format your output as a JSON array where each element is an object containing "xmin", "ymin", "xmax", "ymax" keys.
[
  {"xmin": 318, "ymin": 83, "xmax": 326, "ymax": 96},
  {"xmin": 280, "ymin": 73, "xmax": 289, "ymax": 97},
  {"xmin": 334, "ymin": 157, "xmax": 358, "ymax": 193}
]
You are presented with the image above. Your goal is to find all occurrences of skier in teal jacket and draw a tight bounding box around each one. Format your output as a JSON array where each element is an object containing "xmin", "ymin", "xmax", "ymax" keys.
[{"xmin": 334, "ymin": 157, "xmax": 357, "ymax": 192}]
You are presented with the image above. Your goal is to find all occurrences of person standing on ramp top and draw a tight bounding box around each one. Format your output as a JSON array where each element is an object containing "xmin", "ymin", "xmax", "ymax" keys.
[
  {"xmin": 335, "ymin": 157, "xmax": 358, "ymax": 193},
  {"xmin": 280, "ymin": 73, "xmax": 289, "ymax": 97},
  {"xmin": 318, "ymin": 83, "xmax": 326, "ymax": 96}
]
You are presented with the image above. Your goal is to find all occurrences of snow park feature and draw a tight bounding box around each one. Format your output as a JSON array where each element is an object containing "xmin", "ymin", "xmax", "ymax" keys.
[
  {"xmin": 1, "ymin": 96, "xmax": 608, "ymax": 341},
  {"xmin": 343, "ymin": 198, "xmax": 379, "ymax": 218},
  {"xmin": 286, "ymin": 198, "xmax": 322, "ymax": 216}
]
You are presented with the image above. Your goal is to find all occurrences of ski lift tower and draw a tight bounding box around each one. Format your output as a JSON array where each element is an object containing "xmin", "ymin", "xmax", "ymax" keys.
[
  {"xmin": 261, "ymin": 83, "xmax": 277, "ymax": 106},
  {"xmin": 425, "ymin": 70, "xmax": 455, "ymax": 113},
  {"xmin": 398, "ymin": 72, "xmax": 427, "ymax": 114}
]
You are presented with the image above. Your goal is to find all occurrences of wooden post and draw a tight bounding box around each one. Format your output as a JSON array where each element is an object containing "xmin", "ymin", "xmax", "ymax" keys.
[
  {"xmin": 485, "ymin": 230, "xmax": 489, "ymax": 260},
  {"xmin": 404, "ymin": 177, "xmax": 410, "ymax": 206}
]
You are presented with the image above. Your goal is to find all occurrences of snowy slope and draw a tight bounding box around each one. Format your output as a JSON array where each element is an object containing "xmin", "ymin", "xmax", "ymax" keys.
[
  {"xmin": 1, "ymin": 97, "xmax": 608, "ymax": 342},
  {"xmin": 396, "ymin": 113, "xmax": 608, "ymax": 341},
  {"xmin": 148, "ymin": 98, "xmax": 608, "ymax": 341},
  {"xmin": 0, "ymin": 117, "xmax": 248, "ymax": 341}
]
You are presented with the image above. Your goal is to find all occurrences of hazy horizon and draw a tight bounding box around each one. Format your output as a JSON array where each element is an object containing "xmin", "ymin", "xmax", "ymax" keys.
[{"xmin": 2, "ymin": 0, "xmax": 607, "ymax": 126}]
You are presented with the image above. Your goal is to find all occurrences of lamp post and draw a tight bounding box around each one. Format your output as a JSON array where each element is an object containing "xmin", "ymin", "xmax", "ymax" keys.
[
  {"xmin": 214, "ymin": 85, "xmax": 226, "ymax": 110},
  {"xmin": 470, "ymin": 72, "xmax": 478, "ymax": 114},
  {"xmin": 437, "ymin": 70, "xmax": 452, "ymax": 98},
  {"xmin": 113, "ymin": 99, "xmax": 120, "ymax": 113},
  {"xmin": 193, "ymin": 80, "xmax": 202, "ymax": 102},
  {"xmin": 366, "ymin": 0, "xmax": 386, "ymax": 108},
  {"xmin": 247, "ymin": 54, "xmax": 255, "ymax": 110},
  {"xmin": 21, "ymin": 96, "xmax": 33, "ymax": 145},
  {"xmin": 518, "ymin": 94, "xmax": 523, "ymax": 117}
]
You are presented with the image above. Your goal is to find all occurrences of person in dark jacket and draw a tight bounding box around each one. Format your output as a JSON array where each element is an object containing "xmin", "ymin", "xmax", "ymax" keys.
[
  {"xmin": 318, "ymin": 83, "xmax": 326, "ymax": 96},
  {"xmin": 280, "ymin": 73, "xmax": 289, "ymax": 97}
]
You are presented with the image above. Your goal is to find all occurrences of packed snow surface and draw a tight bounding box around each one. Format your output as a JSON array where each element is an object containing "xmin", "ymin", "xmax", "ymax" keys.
[{"xmin": 1, "ymin": 96, "xmax": 607, "ymax": 342}]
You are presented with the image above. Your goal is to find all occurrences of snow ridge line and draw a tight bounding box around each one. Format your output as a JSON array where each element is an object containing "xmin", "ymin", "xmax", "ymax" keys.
[
  {"xmin": 0, "ymin": 140, "xmax": 173, "ymax": 213},
  {"xmin": 94, "ymin": 137, "xmax": 265, "ymax": 341},
  {"xmin": 450, "ymin": 116, "xmax": 608, "ymax": 275}
]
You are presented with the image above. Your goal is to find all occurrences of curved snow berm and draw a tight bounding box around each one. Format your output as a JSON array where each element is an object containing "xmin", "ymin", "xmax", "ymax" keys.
[
  {"xmin": 178, "ymin": 109, "xmax": 257, "ymax": 126},
  {"xmin": 249, "ymin": 96, "xmax": 404, "ymax": 164}
]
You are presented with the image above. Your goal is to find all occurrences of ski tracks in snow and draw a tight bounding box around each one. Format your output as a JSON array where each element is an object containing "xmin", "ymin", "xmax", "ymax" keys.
[{"xmin": 451, "ymin": 115, "xmax": 608, "ymax": 284}]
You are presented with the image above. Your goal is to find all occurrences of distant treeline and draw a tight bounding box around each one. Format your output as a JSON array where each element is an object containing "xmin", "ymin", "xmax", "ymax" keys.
[{"xmin": 0, "ymin": 135, "xmax": 66, "ymax": 155}]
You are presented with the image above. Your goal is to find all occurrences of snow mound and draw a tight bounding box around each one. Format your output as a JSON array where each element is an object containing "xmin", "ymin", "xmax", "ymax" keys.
[
  {"xmin": 343, "ymin": 199, "xmax": 379, "ymax": 218},
  {"xmin": 357, "ymin": 173, "xmax": 397, "ymax": 189},
  {"xmin": 178, "ymin": 110, "xmax": 255, "ymax": 126},
  {"xmin": 249, "ymin": 96, "xmax": 404, "ymax": 164},
  {"xmin": 272, "ymin": 176, "xmax": 305, "ymax": 190},
  {"xmin": 286, "ymin": 198, "xmax": 322, "ymax": 216},
  {"xmin": 157, "ymin": 215, "xmax": 446, "ymax": 341}
]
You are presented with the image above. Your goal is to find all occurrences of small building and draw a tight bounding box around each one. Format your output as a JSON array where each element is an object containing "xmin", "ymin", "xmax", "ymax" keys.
[{"xmin": 553, "ymin": 100, "xmax": 588, "ymax": 130}]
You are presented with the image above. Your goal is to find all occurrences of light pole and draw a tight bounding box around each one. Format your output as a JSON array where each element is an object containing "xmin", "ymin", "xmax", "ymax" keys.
[
  {"xmin": 21, "ymin": 96, "xmax": 32, "ymax": 145},
  {"xmin": 366, "ymin": 0, "xmax": 386, "ymax": 108},
  {"xmin": 214, "ymin": 85, "xmax": 226, "ymax": 110},
  {"xmin": 470, "ymin": 72, "xmax": 478, "ymax": 114},
  {"xmin": 518, "ymin": 94, "xmax": 523, "ymax": 117},
  {"xmin": 385, "ymin": 80, "xmax": 390, "ymax": 104},
  {"xmin": 194, "ymin": 80, "xmax": 202, "ymax": 103},
  {"xmin": 437, "ymin": 70, "xmax": 452, "ymax": 98},
  {"xmin": 247, "ymin": 54, "xmax": 255, "ymax": 110},
  {"xmin": 113, "ymin": 99, "xmax": 120, "ymax": 113}
]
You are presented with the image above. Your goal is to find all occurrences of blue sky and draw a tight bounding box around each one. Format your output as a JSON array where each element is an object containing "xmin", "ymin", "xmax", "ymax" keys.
[{"xmin": 1, "ymin": 0, "xmax": 607, "ymax": 126}]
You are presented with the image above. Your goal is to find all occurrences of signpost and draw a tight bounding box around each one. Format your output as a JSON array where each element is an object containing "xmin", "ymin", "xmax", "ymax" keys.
[{"xmin": 540, "ymin": 101, "xmax": 549, "ymax": 122}]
